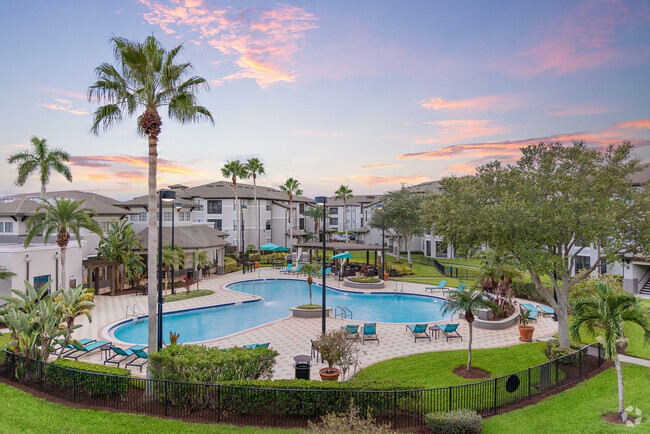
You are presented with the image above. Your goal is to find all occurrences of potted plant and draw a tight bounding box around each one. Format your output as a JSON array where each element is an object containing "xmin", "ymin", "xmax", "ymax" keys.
[
  {"xmin": 316, "ymin": 329, "xmax": 347, "ymax": 381},
  {"xmin": 518, "ymin": 308, "xmax": 535, "ymax": 342}
]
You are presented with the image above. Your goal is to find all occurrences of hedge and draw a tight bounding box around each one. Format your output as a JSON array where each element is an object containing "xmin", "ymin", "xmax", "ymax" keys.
[
  {"xmin": 224, "ymin": 257, "xmax": 238, "ymax": 274},
  {"xmin": 388, "ymin": 263, "xmax": 414, "ymax": 276},
  {"xmin": 425, "ymin": 410, "xmax": 482, "ymax": 434},
  {"xmin": 46, "ymin": 359, "xmax": 131, "ymax": 397}
]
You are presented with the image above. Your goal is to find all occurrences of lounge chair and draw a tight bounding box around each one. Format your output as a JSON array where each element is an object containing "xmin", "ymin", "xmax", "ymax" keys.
[
  {"xmin": 362, "ymin": 323, "xmax": 379, "ymax": 345},
  {"xmin": 104, "ymin": 345, "xmax": 146, "ymax": 367},
  {"xmin": 64, "ymin": 340, "xmax": 110, "ymax": 360},
  {"xmin": 341, "ymin": 325, "xmax": 359, "ymax": 339},
  {"xmin": 244, "ymin": 343, "xmax": 271, "ymax": 349},
  {"xmin": 425, "ymin": 280, "xmax": 447, "ymax": 293},
  {"xmin": 520, "ymin": 306, "xmax": 538, "ymax": 323},
  {"xmin": 126, "ymin": 347, "xmax": 148, "ymax": 372},
  {"xmin": 288, "ymin": 264, "xmax": 303, "ymax": 274},
  {"xmin": 536, "ymin": 304, "xmax": 555, "ymax": 317},
  {"xmin": 443, "ymin": 282, "xmax": 466, "ymax": 294},
  {"xmin": 406, "ymin": 324, "xmax": 431, "ymax": 342},
  {"xmin": 279, "ymin": 264, "xmax": 293, "ymax": 274},
  {"xmin": 55, "ymin": 338, "xmax": 96, "ymax": 356},
  {"xmin": 520, "ymin": 303, "xmax": 537, "ymax": 312},
  {"xmin": 440, "ymin": 323, "xmax": 463, "ymax": 341},
  {"xmin": 322, "ymin": 267, "xmax": 332, "ymax": 276}
]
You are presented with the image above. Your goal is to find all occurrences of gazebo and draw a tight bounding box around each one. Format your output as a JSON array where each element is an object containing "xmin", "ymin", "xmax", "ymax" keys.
[{"xmin": 293, "ymin": 242, "xmax": 385, "ymax": 270}]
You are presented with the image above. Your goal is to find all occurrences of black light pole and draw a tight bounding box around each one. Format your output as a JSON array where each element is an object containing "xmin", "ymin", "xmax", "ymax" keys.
[
  {"xmin": 171, "ymin": 201, "xmax": 182, "ymax": 295},
  {"xmin": 158, "ymin": 189, "xmax": 176, "ymax": 351},
  {"xmin": 376, "ymin": 203, "xmax": 385, "ymax": 279},
  {"xmin": 240, "ymin": 204, "xmax": 247, "ymax": 258},
  {"xmin": 315, "ymin": 196, "xmax": 328, "ymax": 333}
]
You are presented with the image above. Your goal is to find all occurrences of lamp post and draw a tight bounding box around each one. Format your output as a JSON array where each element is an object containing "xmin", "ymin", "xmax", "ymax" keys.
[
  {"xmin": 171, "ymin": 201, "xmax": 183, "ymax": 295},
  {"xmin": 315, "ymin": 196, "xmax": 328, "ymax": 333},
  {"xmin": 158, "ymin": 189, "xmax": 176, "ymax": 351},
  {"xmin": 376, "ymin": 203, "xmax": 385, "ymax": 280},
  {"xmin": 240, "ymin": 204, "xmax": 247, "ymax": 258}
]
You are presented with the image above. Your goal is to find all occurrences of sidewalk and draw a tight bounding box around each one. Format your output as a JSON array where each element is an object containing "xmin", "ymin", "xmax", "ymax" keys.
[{"xmin": 619, "ymin": 354, "xmax": 650, "ymax": 367}]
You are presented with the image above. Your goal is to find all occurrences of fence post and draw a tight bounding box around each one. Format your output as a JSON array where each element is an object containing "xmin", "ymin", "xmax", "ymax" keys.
[
  {"xmin": 393, "ymin": 390, "xmax": 397, "ymax": 429},
  {"xmin": 72, "ymin": 369, "xmax": 76, "ymax": 403},
  {"xmin": 598, "ymin": 343, "xmax": 602, "ymax": 367},
  {"xmin": 493, "ymin": 379, "xmax": 497, "ymax": 414},
  {"xmin": 579, "ymin": 348, "xmax": 583, "ymax": 377},
  {"xmin": 39, "ymin": 361, "xmax": 43, "ymax": 391},
  {"xmin": 448, "ymin": 386, "xmax": 452, "ymax": 411},
  {"xmin": 217, "ymin": 385, "xmax": 221, "ymax": 423},
  {"xmin": 527, "ymin": 367, "xmax": 531, "ymax": 397}
]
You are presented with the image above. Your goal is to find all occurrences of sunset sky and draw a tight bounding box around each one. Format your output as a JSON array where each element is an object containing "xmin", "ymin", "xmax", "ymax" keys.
[{"xmin": 1, "ymin": 0, "xmax": 649, "ymax": 200}]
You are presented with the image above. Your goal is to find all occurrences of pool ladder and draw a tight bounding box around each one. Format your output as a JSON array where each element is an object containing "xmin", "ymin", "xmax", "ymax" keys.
[
  {"xmin": 335, "ymin": 305, "xmax": 353, "ymax": 319},
  {"xmin": 394, "ymin": 282, "xmax": 404, "ymax": 293},
  {"xmin": 126, "ymin": 304, "xmax": 146, "ymax": 322}
]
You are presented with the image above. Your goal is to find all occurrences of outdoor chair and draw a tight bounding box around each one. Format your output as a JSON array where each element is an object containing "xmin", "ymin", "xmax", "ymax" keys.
[
  {"xmin": 406, "ymin": 324, "xmax": 431, "ymax": 342},
  {"xmin": 280, "ymin": 264, "xmax": 293, "ymax": 274},
  {"xmin": 341, "ymin": 325, "xmax": 359, "ymax": 339},
  {"xmin": 443, "ymin": 282, "xmax": 466, "ymax": 294},
  {"xmin": 362, "ymin": 323, "xmax": 379, "ymax": 345},
  {"xmin": 310, "ymin": 339, "xmax": 320, "ymax": 362},
  {"xmin": 441, "ymin": 323, "xmax": 463, "ymax": 341},
  {"xmin": 288, "ymin": 264, "xmax": 303, "ymax": 274},
  {"xmin": 520, "ymin": 303, "xmax": 537, "ymax": 312},
  {"xmin": 104, "ymin": 345, "xmax": 146, "ymax": 367},
  {"xmin": 322, "ymin": 267, "xmax": 331, "ymax": 276},
  {"xmin": 55, "ymin": 338, "xmax": 96, "ymax": 357},
  {"xmin": 536, "ymin": 304, "xmax": 555, "ymax": 317},
  {"xmin": 126, "ymin": 347, "xmax": 149, "ymax": 372},
  {"xmin": 520, "ymin": 307, "xmax": 538, "ymax": 323},
  {"xmin": 244, "ymin": 343, "xmax": 270, "ymax": 349},
  {"xmin": 64, "ymin": 340, "xmax": 110, "ymax": 361},
  {"xmin": 425, "ymin": 280, "xmax": 447, "ymax": 293}
]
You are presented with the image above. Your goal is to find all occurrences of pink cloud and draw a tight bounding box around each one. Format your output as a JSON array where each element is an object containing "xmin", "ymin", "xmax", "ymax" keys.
[
  {"xmin": 358, "ymin": 163, "xmax": 402, "ymax": 169},
  {"xmin": 416, "ymin": 120, "xmax": 510, "ymax": 145},
  {"xmin": 350, "ymin": 174, "xmax": 431, "ymax": 185},
  {"xmin": 549, "ymin": 105, "xmax": 615, "ymax": 117},
  {"xmin": 38, "ymin": 99, "xmax": 88, "ymax": 116},
  {"xmin": 69, "ymin": 155, "xmax": 204, "ymax": 176},
  {"xmin": 418, "ymin": 94, "xmax": 524, "ymax": 111},
  {"xmin": 39, "ymin": 86, "xmax": 87, "ymax": 100},
  {"xmin": 138, "ymin": 0, "xmax": 318, "ymax": 88}
]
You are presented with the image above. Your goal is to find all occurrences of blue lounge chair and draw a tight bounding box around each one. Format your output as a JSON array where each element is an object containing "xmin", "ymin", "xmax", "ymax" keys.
[
  {"xmin": 406, "ymin": 324, "xmax": 431, "ymax": 342},
  {"xmin": 537, "ymin": 304, "xmax": 555, "ymax": 317},
  {"xmin": 362, "ymin": 323, "xmax": 379, "ymax": 345},
  {"xmin": 322, "ymin": 267, "xmax": 332, "ymax": 276},
  {"xmin": 280, "ymin": 264, "xmax": 293, "ymax": 274},
  {"xmin": 425, "ymin": 280, "xmax": 447, "ymax": 293},
  {"xmin": 56, "ymin": 338, "xmax": 96, "ymax": 356},
  {"xmin": 520, "ymin": 307, "xmax": 538, "ymax": 323},
  {"xmin": 443, "ymin": 282, "xmax": 466, "ymax": 294},
  {"xmin": 341, "ymin": 325, "xmax": 359, "ymax": 339},
  {"xmin": 104, "ymin": 345, "xmax": 146, "ymax": 367},
  {"xmin": 521, "ymin": 303, "xmax": 536, "ymax": 311},
  {"xmin": 244, "ymin": 343, "xmax": 271, "ymax": 349},
  {"xmin": 64, "ymin": 340, "xmax": 110, "ymax": 360},
  {"xmin": 126, "ymin": 347, "xmax": 148, "ymax": 372},
  {"xmin": 440, "ymin": 323, "xmax": 463, "ymax": 341},
  {"xmin": 288, "ymin": 264, "xmax": 302, "ymax": 274}
]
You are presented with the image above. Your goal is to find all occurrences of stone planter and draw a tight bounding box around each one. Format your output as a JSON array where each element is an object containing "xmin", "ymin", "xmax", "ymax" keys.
[
  {"xmin": 343, "ymin": 279, "xmax": 385, "ymax": 290},
  {"xmin": 290, "ymin": 307, "xmax": 332, "ymax": 318},
  {"xmin": 460, "ymin": 308, "xmax": 520, "ymax": 330}
]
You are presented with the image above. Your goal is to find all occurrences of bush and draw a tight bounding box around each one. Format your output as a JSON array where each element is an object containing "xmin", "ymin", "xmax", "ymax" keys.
[
  {"xmin": 80, "ymin": 290, "xmax": 94, "ymax": 303},
  {"xmin": 511, "ymin": 281, "xmax": 546, "ymax": 303},
  {"xmin": 545, "ymin": 339, "xmax": 578, "ymax": 365},
  {"xmin": 425, "ymin": 410, "xmax": 482, "ymax": 434},
  {"xmin": 349, "ymin": 277, "xmax": 381, "ymax": 283},
  {"xmin": 388, "ymin": 263, "xmax": 414, "ymax": 276},
  {"xmin": 46, "ymin": 359, "xmax": 131, "ymax": 397},
  {"xmin": 309, "ymin": 402, "xmax": 393, "ymax": 433},
  {"xmin": 569, "ymin": 274, "xmax": 624, "ymax": 306},
  {"xmin": 224, "ymin": 257, "xmax": 238, "ymax": 274}
]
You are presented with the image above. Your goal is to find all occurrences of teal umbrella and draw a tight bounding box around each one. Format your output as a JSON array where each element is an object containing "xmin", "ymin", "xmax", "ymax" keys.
[
  {"xmin": 330, "ymin": 252, "xmax": 352, "ymax": 259},
  {"xmin": 260, "ymin": 243, "xmax": 289, "ymax": 252}
]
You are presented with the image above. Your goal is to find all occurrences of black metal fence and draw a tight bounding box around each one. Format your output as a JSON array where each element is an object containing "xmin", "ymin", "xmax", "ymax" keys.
[
  {"xmin": 431, "ymin": 259, "xmax": 482, "ymax": 280},
  {"xmin": 0, "ymin": 343, "xmax": 604, "ymax": 429}
]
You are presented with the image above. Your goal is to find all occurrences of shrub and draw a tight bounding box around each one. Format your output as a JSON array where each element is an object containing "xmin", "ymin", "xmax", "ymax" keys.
[
  {"xmin": 569, "ymin": 274, "xmax": 624, "ymax": 306},
  {"xmin": 224, "ymin": 257, "xmax": 238, "ymax": 273},
  {"xmin": 388, "ymin": 263, "xmax": 414, "ymax": 276},
  {"xmin": 545, "ymin": 339, "xmax": 578, "ymax": 365},
  {"xmin": 309, "ymin": 402, "xmax": 393, "ymax": 433},
  {"xmin": 511, "ymin": 281, "xmax": 546, "ymax": 303},
  {"xmin": 79, "ymin": 291, "xmax": 94, "ymax": 303},
  {"xmin": 46, "ymin": 359, "xmax": 131, "ymax": 397},
  {"xmin": 350, "ymin": 277, "xmax": 381, "ymax": 283},
  {"xmin": 424, "ymin": 410, "xmax": 482, "ymax": 434}
]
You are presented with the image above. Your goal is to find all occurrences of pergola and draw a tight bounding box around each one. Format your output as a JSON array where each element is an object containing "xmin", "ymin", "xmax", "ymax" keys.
[
  {"xmin": 293, "ymin": 242, "xmax": 384, "ymax": 266},
  {"xmin": 82, "ymin": 258, "xmax": 120, "ymax": 294}
]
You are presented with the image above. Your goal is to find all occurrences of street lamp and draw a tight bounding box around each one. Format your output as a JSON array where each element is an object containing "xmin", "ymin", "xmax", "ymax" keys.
[
  {"xmin": 315, "ymin": 196, "xmax": 328, "ymax": 333},
  {"xmin": 376, "ymin": 203, "xmax": 385, "ymax": 280},
  {"xmin": 170, "ymin": 201, "xmax": 183, "ymax": 295},
  {"xmin": 158, "ymin": 189, "xmax": 176, "ymax": 351},
  {"xmin": 240, "ymin": 204, "xmax": 248, "ymax": 258}
]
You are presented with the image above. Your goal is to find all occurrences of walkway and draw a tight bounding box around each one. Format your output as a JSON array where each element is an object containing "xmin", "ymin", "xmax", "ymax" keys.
[{"xmin": 619, "ymin": 354, "xmax": 650, "ymax": 367}]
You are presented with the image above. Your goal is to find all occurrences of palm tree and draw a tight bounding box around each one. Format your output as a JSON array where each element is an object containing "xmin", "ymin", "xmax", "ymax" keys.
[
  {"xmin": 89, "ymin": 35, "xmax": 213, "ymax": 352},
  {"xmin": 303, "ymin": 206, "xmax": 331, "ymax": 242},
  {"xmin": 97, "ymin": 219, "xmax": 143, "ymax": 295},
  {"xmin": 297, "ymin": 262, "xmax": 322, "ymax": 305},
  {"xmin": 279, "ymin": 178, "xmax": 303, "ymax": 249},
  {"xmin": 7, "ymin": 136, "xmax": 72, "ymax": 198},
  {"xmin": 244, "ymin": 158, "xmax": 265, "ymax": 252},
  {"xmin": 123, "ymin": 250, "xmax": 145, "ymax": 290},
  {"xmin": 571, "ymin": 282, "xmax": 650, "ymax": 421},
  {"xmin": 56, "ymin": 286, "xmax": 94, "ymax": 360},
  {"xmin": 24, "ymin": 198, "xmax": 102, "ymax": 290},
  {"xmin": 473, "ymin": 249, "xmax": 522, "ymax": 316},
  {"xmin": 441, "ymin": 290, "xmax": 497, "ymax": 370},
  {"xmin": 161, "ymin": 244, "xmax": 185, "ymax": 294},
  {"xmin": 221, "ymin": 160, "xmax": 250, "ymax": 255},
  {"xmin": 334, "ymin": 185, "xmax": 353, "ymax": 243},
  {"xmin": 0, "ymin": 266, "xmax": 16, "ymax": 280},
  {"xmin": 190, "ymin": 250, "xmax": 211, "ymax": 290}
]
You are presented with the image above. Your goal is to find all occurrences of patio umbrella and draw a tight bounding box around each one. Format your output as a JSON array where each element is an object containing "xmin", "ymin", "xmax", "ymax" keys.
[
  {"xmin": 260, "ymin": 243, "xmax": 289, "ymax": 252},
  {"xmin": 330, "ymin": 252, "xmax": 352, "ymax": 259}
]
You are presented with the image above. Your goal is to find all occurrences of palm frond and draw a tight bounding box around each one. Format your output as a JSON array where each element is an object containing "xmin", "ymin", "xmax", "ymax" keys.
[{"xmin": 90, "ymin": 104, "xmax": 124, "ymax": 134}]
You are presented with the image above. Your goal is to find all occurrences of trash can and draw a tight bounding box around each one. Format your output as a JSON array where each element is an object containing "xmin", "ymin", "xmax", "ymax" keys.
[{"xmin": 294, "ymin": 363, "xmax": 311, "ymax": 380}]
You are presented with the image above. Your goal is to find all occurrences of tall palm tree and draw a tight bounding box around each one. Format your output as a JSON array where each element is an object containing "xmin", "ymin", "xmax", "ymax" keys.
[
  {"xmin": 190, "ymin": 250, "xmax": 211, "ymax": 290},
  {"xmin": 303, "ymin": 206, "xmax": 331, "ymax": 242},
  {"xmin": 7, "ymin": 136, "xmax": 72, "ymax": 198},
  {"xmin": 279, "ymin": 178, "xmax": 303, "ymax": 249},
  {"xmin": 89, "ymin": 35, "xmax": 213, "ymax": 353},
  {"xmin": 221, "ymin": 160, "xmax": 250, "ymax": 255},
  {"xmin": 245, "ymin": 158, "xmax": 265, "ymax": 252},
  {"xmin": 24, "ymin": 198, "xmax": 101, "ymax": 290},
  {"xmin": 0, "ymin": 266, "xmax": 16, "ymax": 280},
  {"xmin": 334, "ymin": 185, "xmax": 353, "ymax": 243},
  {"xmin": 571, "ymin": 282, "xmax": 650, "ymax": 421},
  {"xmin": 297, "ymin": 262, "xmax": 322, "ymax": 305},
  {"xmin": 441, "ymin": 290, "xmax": 497, "ymax": 370}
]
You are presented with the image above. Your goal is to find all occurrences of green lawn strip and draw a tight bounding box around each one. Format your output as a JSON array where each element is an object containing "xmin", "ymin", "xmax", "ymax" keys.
[
  {"xmin": 391, "ymin": 277, "xmax": 466, "ymax": 287},
  {"xmin": 483, "ymin": 364, "xmax": 650, "ymax": 433},
  {"xmin": 0, "ymin": 382, "xmax": 295, "ymax": 434},
  {"xmin": 164, "ymin": 290, "xmax": 214, "ymax": 303}
]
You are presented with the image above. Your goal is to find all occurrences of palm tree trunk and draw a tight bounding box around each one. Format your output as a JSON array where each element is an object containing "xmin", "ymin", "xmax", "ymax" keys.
[
  {"xmin": 289, "ymin": 198, "xmax": 293, "ymax": 249},
  {"xmin": 60, "ymin": 245, "xmax": 67, "ymax": 290},
  {"xmin": 343, "ymin": 199, "xmax": 348, "ymax": 243},
  {"xmin": 467, "ymin": 321, "xmax": 473, "ymax": 370},
  {"xmin": 147, "ymin": 134, "xmax": 158, "ymax": 355},
  {"xmin": 614, "ymin": 354, "xmax": 626, "ymax": 419},
  {"xmin": 254, "ymin": 179, "xmax": 260, "ymax": 252},
  {"xmin": 234, "ymin": 186, "xmax": 240, "ymax": 255},
  {"xmin": 40, "ymin": 183, "xmax": 46, "ymax": 200}
]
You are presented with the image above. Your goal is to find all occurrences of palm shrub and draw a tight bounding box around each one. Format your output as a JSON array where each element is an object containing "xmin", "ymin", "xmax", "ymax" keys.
[
  {"xmin": 473, "ymin": 249, "xmax": 522, "ymax": 318},
  {"xmin": 334, "ymin": 185, "xmax": 353, "ymax": 243},
  {"xmin": 56, "ymin": 286, "xmax": 94, "ymax": 360},
  {"xmin": 297, "ymin": 262, "xmax": 321, "ymax": 305},
  {"xmin": 0, "ymin": 266, "xmax": 16, "ymax": 281},
  {"xmin": 161, "ymin": 244, "xmax": 185, "ymax": 294},
  {"xmin": 441, "ymin": 290, "xmax": 497, "ymax": 371},
  {"xmin": 190, "ymin": 250, "xmax": 210, "ymax": 290},
  {"xmin": 570, "ymin": 282, "xmax": 650, "ymax": 421}
]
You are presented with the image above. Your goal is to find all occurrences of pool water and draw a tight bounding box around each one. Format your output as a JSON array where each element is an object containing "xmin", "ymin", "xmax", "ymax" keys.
[{"xmin": 111, "ymin": 279, "xmax": 450, "ymax": 345}]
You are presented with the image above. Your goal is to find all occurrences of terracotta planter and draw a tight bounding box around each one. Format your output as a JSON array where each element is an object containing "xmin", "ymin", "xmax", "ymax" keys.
[
  {"xmin": 384, "ymin": 272, "xmax": 390, "ymax": 281},
  {"xmin": 254, "ymin": 261, "xmax": 259, "ymax": 269},
  {"xmin": 319, "ymin": 367, "xmax": 340, "ymax": 381},
  {"xmin": 518, "ymin": 325, "xmax": 535, "ymax": 342}
]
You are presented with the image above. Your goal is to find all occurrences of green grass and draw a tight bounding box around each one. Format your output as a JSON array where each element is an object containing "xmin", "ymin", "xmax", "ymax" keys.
[
  {"xmin": 0, "ymin": 382, "xmax": 294, "ymax": 433},
  {"xmin": 354, "ymin": 342, "xmax": 549, "ymax": 388},
  {"xmin": 391, "ymin": 277, "xmax": 467, "ymax": 287},
  {"xmin": 164, "ymin": 289, "xmax": 213, "ymax": 303},
  {"xmin": 483, "ymin": 364, "xmax": 650, "ymax": 433}
]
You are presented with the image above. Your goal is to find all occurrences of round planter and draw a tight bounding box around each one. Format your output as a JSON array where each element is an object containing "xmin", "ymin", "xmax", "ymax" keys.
[
  {"xmin": 319, "ymin": 367, "xmax": 340, "ymax": 381},
  {"xmin": 518, "ymin": 325, "xmax": 535, "ymax": 342},
  {"xmin": 343, "ymin": 278, "xmax": 385, "ymax": 289},
  {"xmin": 290, "ymin": 307, "xmax": 332, "ymax": 318}
]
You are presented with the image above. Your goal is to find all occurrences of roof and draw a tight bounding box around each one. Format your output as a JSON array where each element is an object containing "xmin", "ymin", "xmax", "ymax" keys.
[
  {"xmin": 137, "ymin": 225, "xmax": 229, "ymax": 250},
  {"xmin": 406, "ymin": 180, "xmax": 443, "ymax": 194},
  {"xmin": 10, "ymin": 190, "xmax": 123, "ymax": 205},
  {"xmin": 294, "ymin": 242, "xmax": 385, "ymax": 251},
  {"xmin": 353, "ymin": 226, "xmax": 371, "ymax": 233},
  {"xmin": 177, "ymin": 181, "xmax": 314, "ymax": 203},
  {"xmin": 121, "ymin": 194, "xmax": 200, "ymax": 210},
  {"xmin": 0, "ymin": 196, "xmax": 134, "ymax": 216},
  {"xmin": 631, "ymin": 163, "xmax": 650, "ymax": 186},
  {"xmin": 0, "ymin": 199, "xmax": 40, "ymax": 216},
  {"xmin": 326, "ymin": 195, "xmax": 380, "ymax": 207}
]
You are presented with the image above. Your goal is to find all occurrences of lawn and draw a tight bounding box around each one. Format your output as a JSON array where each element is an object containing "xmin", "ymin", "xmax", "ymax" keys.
[
  {"xmin": 347, "ymin": 250, "xmax": 474, "ymax": 280},
  {"xmin": 0, "ymin": 382, "xmax": 296, "ymax": 434},
  {"xmin": 391, "ymin": 276, "xmax": 467, "ymax": 288},
  {"xmin": 164, "ymin": 289, "xmax": 214, "ymax": 303},
  {"xmin": 354, "ymin": 342, "xmax": 549, "ymax": 388},
  {"xmin": 483, "ymin": 364, "xmax": 650, "ymax": 433}
]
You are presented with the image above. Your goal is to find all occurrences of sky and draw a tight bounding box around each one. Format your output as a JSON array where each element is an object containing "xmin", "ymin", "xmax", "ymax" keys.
[{"xmin": 1, "ymin": 0, "xmax": 649, "ymax": 200}]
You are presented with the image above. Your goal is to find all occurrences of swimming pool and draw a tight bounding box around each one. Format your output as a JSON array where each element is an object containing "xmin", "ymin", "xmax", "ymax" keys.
[{"xmin": 111, "ymin": 279, "xmax": 450, "ymax": 345}]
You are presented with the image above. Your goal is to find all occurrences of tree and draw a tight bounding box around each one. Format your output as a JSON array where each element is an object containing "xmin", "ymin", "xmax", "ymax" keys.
[
  {"xmin": 0, "ymin": 266, "xmax": 16, "ymax": 280},
  {"xmin": 161, "ymin": 244, "xmax": 185, "ymax": 293},
  {"xmin": 279, "ymin": 178, "xmax": 303, "ymax": 249},
  {"xmin": 190, "ymin": 250, "xmax": 211, "ymax": 290},
  {"xmin": 473, "ymin": 249, "xmax": 522, "ymax": 317},
  {"xmin": 221, "ymin": 160, "xmax": 250, "ymax": 255},
  {"xmin": 334, "ymin": 185, "xmax": 353, "ymax": 243},
  {"xmin": 441, "ymin": 290, "xmax": 497, "ymax": 370},
  {"xmin": 297, "ymin": 262, "xmax": 322, "ymax": 305},
  {"xmin": 7, "ymin": 136, "xmax": 72, "ymax": 198},
  {"xmin": 97, "ymin": 219, "xmax": 144, "ymax": 295},
  {"xmin": 245, "ymin": 158, "xmax": 265, "ymax": 252},
  {"xmin": 89, "ymin": 35, "xmax": 213, "ymax": 354},
  {"xmin": 303, "ymin": 206, "xmax": 331, "ymax": 242},
  {"xmin": 56, "ymin": 286, "xmax": 94, "ymax": 360},
  {"xmin": 24, "ymin": 198, "xmax": 101, "ymax": 290},
  {"xmin": 369, "ymin": 186, "xmax": 424, "ymax": 265},
  {"xmin": 570, "ymin": 282, "xmax": 650, "ymax": 421},
  {"xmin": 422, "ymin": 142, "xmax": 650, "ymax": 348}
]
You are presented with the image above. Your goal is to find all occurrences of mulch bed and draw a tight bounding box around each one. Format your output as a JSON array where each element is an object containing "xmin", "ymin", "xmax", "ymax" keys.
[
  {"xmin": 602, "ymin": 413, "xmax": 627, "ymax": 424},
  {"xmin": 453, "ymin": 366, "xmax": 491, "ymax": 379}
]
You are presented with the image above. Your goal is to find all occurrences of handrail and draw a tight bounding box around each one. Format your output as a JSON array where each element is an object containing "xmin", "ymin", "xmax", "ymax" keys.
[
  {"xmin": 334, "ymin": 305, "xmax": 352, "ymax": 319},
  {"xmin": 126, "ymin": 304, "xmax": 145, "ymax": 321}
]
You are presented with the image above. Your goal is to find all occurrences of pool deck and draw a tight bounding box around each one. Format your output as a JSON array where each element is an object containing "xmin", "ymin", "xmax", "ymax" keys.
[{"xmin": 67, "ymin": 267, "xmax": 559, "ymax": 380}]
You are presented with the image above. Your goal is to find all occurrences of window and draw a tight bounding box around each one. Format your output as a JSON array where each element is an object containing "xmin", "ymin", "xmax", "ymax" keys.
[
  {"xmin": 299, "ymin": 203, "xmax": 305, "ymax": 213},
  {"xmin": 4, "ymin": 222, "xmax": 11, "ymax": 232},
  {"xmin": 329, "ymin": 218, "xmax": 338, "ymax": 226},
  {"xmin": 207, "ymin": 219, "xmax": 222, "ymax": 230},
  {"xmin": 139, "ymin": 212, "xmax": 147, "ymax": 221},
  {"xmin": 0, "ymin": 222, "xmax": 3, "ymax": 232},
  {"xmin": 185, "ymin": 211, "xmax": 191, "ymax": 221},
  {"xmin": 599, "ymin": 259, "xmax": 607, "ymax": 275},
  {"xmin": 100, "ymin": 221, "xmax": 110, "ymax": 232},
  {"xmin": 163, "ymin": 212, "xmax": 172, "ymax": 222},
  {"xmin": 33, "ymin": 275, "xmax": 51, "ymax": 290},
  {"xmin": 266, "ymin": 202, "xmax": 272, "ymax": 211},
  {"xmin": 207, "ymin": 200, "xmax": 222, "ymax": 214},
  {"xmin": 299, "ymin": 217, "xmax": 305, "ymax": 230},
  {"xmin": 575, "ymin": 255, "xmax": 591, "ymax": 272},
  {"xmin": 329, "ymin": 207, "xmax": 338, "ymax": 214},
  {"xmin": 265, "ymin": 237, "xmax": 271, "ymax": 244},
  {"xmin": 233, "ymin": 219, "xmax": 237, "ymax": 231},
  {"xmin": 233, "ymin": 199, "xmax": 237, "ymax": 210},
  {"xmin": 265, "ymin": 219, "xmax": 271, "ymax": 230},
  {"xmin": 436, "ymin": 241, "xmax": 448, "ymax": 258},
  {"xmin": 129, "ymin": 215, "xmax": 138, "ymax": 222}
]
